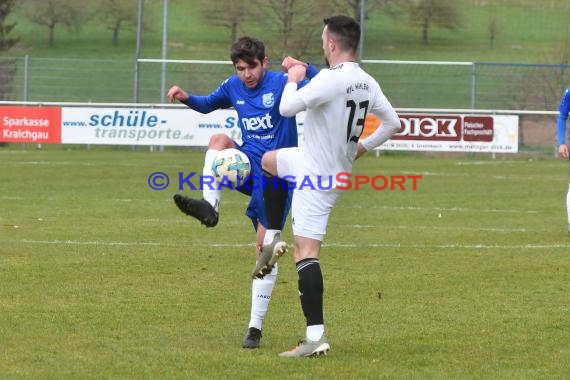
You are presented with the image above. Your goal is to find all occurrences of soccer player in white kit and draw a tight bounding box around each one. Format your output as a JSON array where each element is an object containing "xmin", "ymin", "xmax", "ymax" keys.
[{"xmin": 257, "ymin": 15, "xmax": 402, "ymax": 357}]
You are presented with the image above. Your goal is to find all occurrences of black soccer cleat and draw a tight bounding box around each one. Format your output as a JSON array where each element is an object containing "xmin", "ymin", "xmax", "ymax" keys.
[
  {"xmin": 242, "ymin": 327, "xmax": 262, "ymax": 349},
  {"xmin": 173, "ymin": 194, "xmax": 219, "ymax": 227}
]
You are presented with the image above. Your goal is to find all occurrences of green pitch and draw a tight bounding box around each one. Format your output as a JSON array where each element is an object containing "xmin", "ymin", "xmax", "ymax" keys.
[{"xmin": 1, "ymin": 147, "xmax": 569, "ymax": 379}]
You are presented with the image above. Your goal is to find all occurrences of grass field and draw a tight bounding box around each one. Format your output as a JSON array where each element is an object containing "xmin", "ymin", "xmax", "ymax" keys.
[{"xmin": 1, "ymin": 146, "xmax": 569, "ymax": 379}]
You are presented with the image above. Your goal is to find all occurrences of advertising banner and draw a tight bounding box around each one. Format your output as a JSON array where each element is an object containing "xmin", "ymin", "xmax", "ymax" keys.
[
  {"xmin": 61, "ymin": 107, "xmax": 242, "ymax": 146},
  {"xmin": 2, "ymin": 106, "xmax": 519, "ymax": 153},
  {"xmin": 376, "ymin": 114, "xmax": 519, "ymax": 153},
  {"xmin": 1, "ymin": 106, "xmax": 62, "ymax": 143}
]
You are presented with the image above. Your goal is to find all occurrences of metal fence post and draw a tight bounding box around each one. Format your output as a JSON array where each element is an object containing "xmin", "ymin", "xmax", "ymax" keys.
[
  {"xmin": 471, "ymin": 62, "xmax": 477, "ymax": 110},
  {"xmin": 133, "ymin": 0, "xmax": 144, "ymax": 104},
  {"xmin": 23, "ymin": 55, "xmax": 29, "ymax": 102}
]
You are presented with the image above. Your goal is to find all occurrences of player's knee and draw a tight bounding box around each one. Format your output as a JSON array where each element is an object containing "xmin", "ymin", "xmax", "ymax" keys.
[
  {"xmin": 293, "ymin": 242, "xmax": 319, "ymax": 262},
  {"xmin": 208, "ymin": 134, "xmax": 233, "ymax": 149},
  {"xmin": 261, "ymin": 150, "xmax": 278, "ymax": 175}
]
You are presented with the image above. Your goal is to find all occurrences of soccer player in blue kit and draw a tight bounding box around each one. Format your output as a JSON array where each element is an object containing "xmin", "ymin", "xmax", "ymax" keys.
[
  {"xmin": 556, "ymin": 86, "xmax": 570, "ymax": 234},
  {"xmin": 167, "ymin": 36, "xmax": 317, "ymax": 348}
]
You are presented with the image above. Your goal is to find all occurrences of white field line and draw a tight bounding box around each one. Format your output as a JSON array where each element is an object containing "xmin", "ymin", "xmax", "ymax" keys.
[
  {"xmin": 7, "ymin": 159, "xmax": 563, "ymax": 175},
  {"xmin": 217, "ymin": 221, "xmax": 539, "ymax": 231},
  {"xmin": 399, "ymin": 170, "xmax": 561, "ymax": 180},
  {"xmin": 10, "ymin": 160, "xmax": 187, "ymax": 169},
  {"xmin": 349, "ymin": 204, "xmax": 539, "ymax": 214},
  {"xmin": 4, "ymin": 221, "xmax": 539, "ymax": 233},
  {"xmin": 348, "ymin": 224, "xmax": 531, "ymax": 233},
  {"xmin": 0, "ymin": 196, "xmax": 540, "ymax": 217},
  {"xmin": 324, "ymin": 242, "xmax": 570, "ymax": 249},
  {"xmin": 455, "ymin": 161, "xmax": 523, "ymax": 165},
  {"xmin": 16, "ymin": 239, "xmax": 162, "ymax": 246},
  {"xmin": 10, "ymin": 239, "xmax": 570, "ymax": 250},
  {"xmin": 454, "ymin": 160, "xmax": 562, "ymax": 168},
  {"xmin": 17, "ymin": 197, "xmax": 536, "ymax": 216},
  {"xmin": 0, "ymin": 196, "xmax": 244, "ymax": 206}
]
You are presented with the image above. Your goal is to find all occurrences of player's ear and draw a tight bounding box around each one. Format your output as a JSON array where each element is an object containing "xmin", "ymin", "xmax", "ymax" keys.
[{"xmin": 262, "ymin": 56, "xmax": 269, "ymax": 66}]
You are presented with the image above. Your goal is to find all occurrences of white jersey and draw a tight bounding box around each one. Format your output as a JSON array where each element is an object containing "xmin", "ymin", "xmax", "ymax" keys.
[{"xmin": 280, "ymin": 61, "xmax": 400, "ymax": 182}]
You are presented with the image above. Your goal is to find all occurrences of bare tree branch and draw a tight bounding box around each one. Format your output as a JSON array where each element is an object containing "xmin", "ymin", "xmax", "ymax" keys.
[
  {"xmin": 95, "ymin": 0, "xmax": 138, "ymax": 46},
  {"xmin": 407, "ymin": 0, "xmax": 462, "ymax": 46},
  {"xmin": 255, "ymin": 0, "xmax": 336, "ymax": 59},
  {"xmin": 20, "ymin": 0, "xmax": 88, "ymax": 47},
  {"xmin": 0, "ymin": 0, "xmax": 18, "ymax": 103},
  {"xmin": 199, "ymin": 0, "xmax": 259, "ymax": 44}
]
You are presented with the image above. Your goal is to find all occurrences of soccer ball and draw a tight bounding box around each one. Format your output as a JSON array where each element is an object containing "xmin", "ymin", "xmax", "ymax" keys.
[{"xmin": 211, "ymin": 148, "xmax": 251, "ymax": 185}]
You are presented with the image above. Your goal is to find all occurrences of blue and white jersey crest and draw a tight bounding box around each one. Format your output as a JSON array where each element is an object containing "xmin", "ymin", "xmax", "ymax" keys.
[{"xmin": 262, "ymin": 92, "xmax": 275, "ymax": 108}]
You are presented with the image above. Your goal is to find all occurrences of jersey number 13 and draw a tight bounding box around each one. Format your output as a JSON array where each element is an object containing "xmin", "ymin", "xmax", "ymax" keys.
[{"xmin": 346, "ymin": 100, "xmax": 369, "ymax": 143}]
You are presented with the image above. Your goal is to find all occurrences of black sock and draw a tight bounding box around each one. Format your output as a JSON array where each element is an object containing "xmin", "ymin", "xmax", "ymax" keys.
[
  {"xmin": 262, "ymin": 170, "xmax": 289, "ymax": 229},
  {"xmin": 296, "ymin": 258, "xmax": 324, "ymax": 326}
]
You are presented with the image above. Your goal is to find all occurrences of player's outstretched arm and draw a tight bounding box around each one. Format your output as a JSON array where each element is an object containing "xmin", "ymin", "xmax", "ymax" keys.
[
  {"xmin": 360, "ymin": 108, "xmax": 400, "ymax": 153},
  {"xmin": 286, "ymin": 65, "xmax": 306, "ymax": 84},
  {"xmin": 167, "ymin": 85, "xmax": 189, "ymax": 103},
  {"xmin": 559, "ymin": 144, "xmax": 568, "ymax": 159},
  {"xmin": 279, "ymin": 65, "xmax": 308, "ymax": 117},
  {"xmin": 282, "ymin": 57, "xmax": 318, "ymax": 80},
  {"xmin": 355, "ymin": 143, "xmax": 369, "ymax": 160},
  {"xmin": 556, "ymin": 87, "xmax": 570, "ymax": 156},
  {"xmin": 281, "ymin": 56, "xmax": 308, "ymax": 71}
]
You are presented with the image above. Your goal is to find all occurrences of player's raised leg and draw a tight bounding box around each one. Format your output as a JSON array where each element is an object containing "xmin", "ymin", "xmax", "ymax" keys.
[
  {"xmin": 252, "ymin": 150, "xmax": 290, "ymax": 278},
  {"xmin": 173, "ymin": 134, "xmax": 236, "ymax": 227}
]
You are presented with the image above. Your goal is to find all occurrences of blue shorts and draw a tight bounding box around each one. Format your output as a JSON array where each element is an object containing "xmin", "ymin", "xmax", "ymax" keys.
[{"xmin": 236, "ymin": 147, "xmax": 292, "ymax": 231}]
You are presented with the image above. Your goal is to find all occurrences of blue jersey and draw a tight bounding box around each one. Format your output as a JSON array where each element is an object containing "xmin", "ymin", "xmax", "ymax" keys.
[
  {"xmin": 556, "ymin": 86, "xmax": 570, "ymax": 145},
  {"xmin": 183, "ymin": 66, "xmax": 316, "ymax": 159},
  {"xmin": 181, "ymin": 65, "xmax": 317, "ymax": 229}
]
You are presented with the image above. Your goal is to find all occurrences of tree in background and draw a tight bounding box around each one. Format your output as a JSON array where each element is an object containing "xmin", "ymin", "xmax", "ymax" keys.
[
  {"xmin": 407, "ymin": 0, "xmax": 462, "ymax": 46},
  {"xmin": 21, "ymin": 0, "xmax": 88, "ymax": 47},
  {"xmin": 199, "ymin": 0, "xmax": 335, "ymax": 60},
  {"xmin": 0, "ymin": 0, "xmax": 18, "ymax": 102},
  {"xmin": 332, "ymin": 0, "xmax": 405, "ymax": 23},
  {"xmin": 255, "ymin": 0, "xmax": 336, "ymax": 60},
  {"xmin": 519, "ymin": 27, "xmax": 570, "ymax": 111},
  {"xmin": 0, "ymin": 0, "xmax": 18, "ymax": 50},
  {"xmin": 96, "ymin": 0, "xmax": 138, "ymax": 46},
  {"xmin": 488, "ymin": 14, "xmax": 497, "ymax": 49},
  {"xmin": 199, "ymin": 0, "xmax": 258, "ymax": 44}
]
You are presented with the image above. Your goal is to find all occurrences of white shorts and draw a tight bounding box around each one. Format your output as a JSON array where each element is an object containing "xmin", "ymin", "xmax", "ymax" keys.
[{"xmin": 276, "ymin": 147, "xmax": 342, "ymax": 241}]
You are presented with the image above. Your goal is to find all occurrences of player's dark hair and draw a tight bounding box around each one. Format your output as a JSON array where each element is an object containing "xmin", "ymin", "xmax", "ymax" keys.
[
  {"xmin": 323, "ymin": 15, "xmax": 361, "ymax": 53},
  {"xmin": 230, "ymin": 37, "xmax": 266, "ymax": 65}
]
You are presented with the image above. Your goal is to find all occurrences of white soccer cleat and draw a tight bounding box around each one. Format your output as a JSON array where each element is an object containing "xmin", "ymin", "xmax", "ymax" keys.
[
  {"xmin": 279, "ymin": 336, "xmax": 330, "ymax": 358},
  {"xmin": 251, "ymin": 234, "xmax": 288, "ymax": 279}
]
